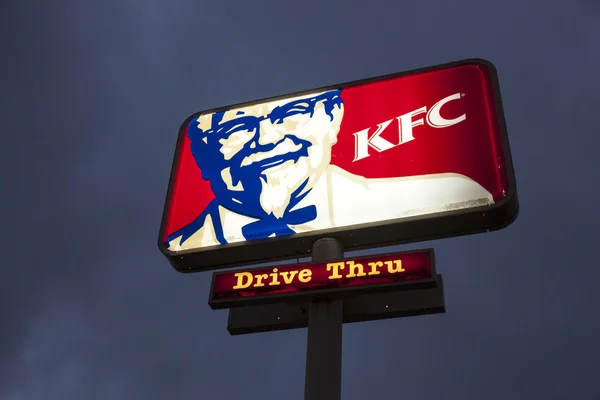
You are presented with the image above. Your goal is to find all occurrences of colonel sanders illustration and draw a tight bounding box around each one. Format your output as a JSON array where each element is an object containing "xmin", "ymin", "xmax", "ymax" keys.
[{"xmin": 167, "ymin": 89, "xmax": 493, "ymax": 250}]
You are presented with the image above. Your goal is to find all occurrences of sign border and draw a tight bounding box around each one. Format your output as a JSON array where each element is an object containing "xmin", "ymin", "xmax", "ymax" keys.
[
  {"xmin": 158, "ymin": 58, "xmax": 518, "ymax": 273},
  {"xmin": 208, "ymin": 249, "xmax": 437, "ymax": 309}
]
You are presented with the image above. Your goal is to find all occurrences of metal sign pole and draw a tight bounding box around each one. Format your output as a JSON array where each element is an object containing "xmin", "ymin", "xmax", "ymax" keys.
[{"xmin": 304, "ymin": 238, "xmax": 344, "ymax": 400}]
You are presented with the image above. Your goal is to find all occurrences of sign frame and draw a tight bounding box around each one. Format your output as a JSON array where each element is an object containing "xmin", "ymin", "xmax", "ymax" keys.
[
  {"xmin": 158, "ymin": 58, "xmax": 518, "ymax": 273},
  {"xmin": 208, "ymin": 249, "xmax": 437, "ymax": 309}
]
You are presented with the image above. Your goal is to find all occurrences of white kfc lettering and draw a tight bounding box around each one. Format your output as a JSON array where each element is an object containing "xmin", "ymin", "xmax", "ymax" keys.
[
  {"xmin": 396, "ymin": 106, "xmax": 426, "ymax": 145},
  {"xmin": 353, "ymin": 119, "xmax": 395, "ymax": 162},
  {"xmin": 426, "ymin": 93, "xmax": 466, "ymax": 128},
  {"xmin": 352, "ymin": 92, "xmax": 466, "ymax": 162}
]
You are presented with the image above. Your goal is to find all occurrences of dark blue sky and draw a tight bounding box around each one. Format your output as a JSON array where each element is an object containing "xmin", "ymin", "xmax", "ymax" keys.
[{"xmin": 2, "ymin": 1, "xmax": 599, "ymax": 399}]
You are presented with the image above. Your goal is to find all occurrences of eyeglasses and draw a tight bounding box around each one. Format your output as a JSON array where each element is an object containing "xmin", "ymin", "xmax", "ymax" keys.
[{"xmin": 189, "ymin": 90, "xmax": 342, "ymax": 140}]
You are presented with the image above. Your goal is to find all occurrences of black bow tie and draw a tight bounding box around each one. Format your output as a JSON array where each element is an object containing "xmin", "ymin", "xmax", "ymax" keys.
[{"xmin": 241, "ymin": 205, "xmax": 317, "ymax": 240}]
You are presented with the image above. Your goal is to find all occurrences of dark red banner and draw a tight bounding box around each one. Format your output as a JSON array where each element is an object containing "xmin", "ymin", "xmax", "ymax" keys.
[{"xmin": 209, "ymin": 249, "xmax": 435, "ymax": 308}]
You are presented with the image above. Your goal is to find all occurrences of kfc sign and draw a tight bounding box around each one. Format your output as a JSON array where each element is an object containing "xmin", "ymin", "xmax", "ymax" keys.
[
  {"xmin": 209, "ymin": 249, "xmax": 436, "ymax": 309},
  {"xmin": 353, "ymin": 92, "xmax": 466, "ymax": 161},
  {"xmin": 159, "ymin": 58, "xmax": 518, "ymax": 272}
]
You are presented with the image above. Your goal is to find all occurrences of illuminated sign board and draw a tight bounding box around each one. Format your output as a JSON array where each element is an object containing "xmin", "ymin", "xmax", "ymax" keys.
[
  {"xmin": 159, "ymin": 58, "xmax": 518, "ymax": 272},
  {"xmin": 209, "ymin": 249, "xmax": 435, "ymax": 309}
]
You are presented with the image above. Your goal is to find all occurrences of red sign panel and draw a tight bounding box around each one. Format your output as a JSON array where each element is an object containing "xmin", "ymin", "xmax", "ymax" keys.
[
  {"xmin": 209, "ymin": 249, "xmax": 435, "ymax": 309},
  {"xmin": 159, "ymin": 58, "xmax": 518, "ymax": 272}
]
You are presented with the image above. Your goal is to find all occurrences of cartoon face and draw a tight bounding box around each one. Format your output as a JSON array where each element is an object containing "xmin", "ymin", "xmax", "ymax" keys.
[{"xmin": 188, "ymin": 90, "xmax": 344, "ymax": 218}]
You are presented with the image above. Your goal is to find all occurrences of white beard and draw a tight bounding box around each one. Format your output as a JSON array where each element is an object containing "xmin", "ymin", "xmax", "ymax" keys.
[
  {"xmin": 258, "ymin": 159, "xmax": 313, "ymax": 219},
  {"xmin": 258, "ymin": 178, "xmax": 293, "ymax": 219}
]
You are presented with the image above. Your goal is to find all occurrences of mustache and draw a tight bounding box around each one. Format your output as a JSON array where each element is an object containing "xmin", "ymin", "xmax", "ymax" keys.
[{"xmin": 234, "ymin": 135, "xmax": 312, "ymax": 168}]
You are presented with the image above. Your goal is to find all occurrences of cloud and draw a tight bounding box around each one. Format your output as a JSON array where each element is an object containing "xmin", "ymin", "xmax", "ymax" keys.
[{"xmin": 1, "ymin": 0, "xmax": 599, "ymax": 399}]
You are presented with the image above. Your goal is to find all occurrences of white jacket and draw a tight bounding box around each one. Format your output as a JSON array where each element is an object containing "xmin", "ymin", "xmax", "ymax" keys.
[{"xmin": 167, "ymin": 165, "xmax": 493, "ymax": 251}]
